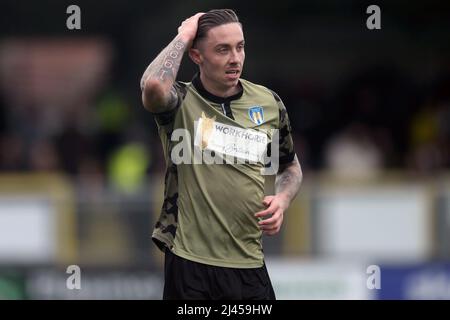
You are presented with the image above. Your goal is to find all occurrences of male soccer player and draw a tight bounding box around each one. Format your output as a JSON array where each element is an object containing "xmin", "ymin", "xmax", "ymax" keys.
[{"xmin": 140, "ymin": 9, "xmax": 302, "ymax": 299}]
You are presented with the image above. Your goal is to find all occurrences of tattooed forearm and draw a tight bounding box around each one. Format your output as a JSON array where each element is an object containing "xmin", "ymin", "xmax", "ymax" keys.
[
  {"xmin": 140, "ymin": 36, "xmax": 187, "ymax": 91},
  {"xmin": 275, "ymin": 155, "xmax": 302, "ymax": 204}
]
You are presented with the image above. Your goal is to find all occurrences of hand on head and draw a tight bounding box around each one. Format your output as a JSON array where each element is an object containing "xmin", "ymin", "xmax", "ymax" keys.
[{"xmin": 178, "ymin": 12, "xmax": 205, "ymax": 47}]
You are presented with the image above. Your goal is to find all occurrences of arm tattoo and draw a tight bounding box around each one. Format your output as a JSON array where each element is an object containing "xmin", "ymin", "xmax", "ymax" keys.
[
  {"xmin": 167, "ymin": 86, "xmax": 179, "ymax": 109},
  {"xmin": 140, "ymin": 37, "xmax": 186, "ymax": 91},
  {"xmin": 275, "ymin": 156, "xmax": 302, "ymax": 204}
]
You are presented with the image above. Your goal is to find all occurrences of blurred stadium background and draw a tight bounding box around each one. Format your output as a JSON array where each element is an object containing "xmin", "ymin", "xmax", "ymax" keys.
[{"xmin": 0, "ymin": 0, "xmax": 450, "ymax": 299}]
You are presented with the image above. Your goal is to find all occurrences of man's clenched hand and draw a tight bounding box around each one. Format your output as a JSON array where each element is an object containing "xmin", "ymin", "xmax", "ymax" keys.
[{"xmin": 254, "ymin": 195, "xmax": 289, "ymax": 236}]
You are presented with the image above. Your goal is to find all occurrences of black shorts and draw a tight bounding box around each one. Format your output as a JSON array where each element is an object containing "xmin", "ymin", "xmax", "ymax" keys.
[{"xmin": 163, "ymin": 249, "xmax": 276, "ymax": 300}]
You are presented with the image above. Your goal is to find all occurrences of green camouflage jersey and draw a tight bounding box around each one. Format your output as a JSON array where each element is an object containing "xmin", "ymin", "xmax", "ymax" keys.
[{"xmin": 152, "ymin": 74, "xmax": 295, "ymax": 268}]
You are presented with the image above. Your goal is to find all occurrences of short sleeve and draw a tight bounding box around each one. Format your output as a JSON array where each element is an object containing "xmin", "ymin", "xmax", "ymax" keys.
[
  {"xmin": 152, "ymin": 82, "xmax": 187, "ymax": 130},
  {"xmin": 272, "ymin": 91, "xmax": 296, "ymax": 165}
]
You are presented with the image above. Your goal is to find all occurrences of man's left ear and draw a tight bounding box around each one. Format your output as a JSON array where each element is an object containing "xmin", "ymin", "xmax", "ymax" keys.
[{"xmin": 189, "ymin": 48, "xmax": 202, "ymax": 65}]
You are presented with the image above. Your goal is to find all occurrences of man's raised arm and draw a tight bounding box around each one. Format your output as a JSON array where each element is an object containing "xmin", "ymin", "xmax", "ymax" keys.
[{"xmin": 140, "ymin": 13, "xmax": 204, "ymax": 113}]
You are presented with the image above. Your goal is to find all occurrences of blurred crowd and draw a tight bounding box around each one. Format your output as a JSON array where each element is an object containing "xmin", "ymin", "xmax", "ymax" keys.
[
  {"xmin": 1, "ymin": 64, "xmax": 449, "ymax": 185},
  {"xmin": 281, "ymin": 66, "xmax": 450, "ymax": 178},
  {"xmin": 0, "ymin": 41, "xmax": 449, "ymax": 190},
  {"xmin": 0, "ymin": 39, "xmax": 160, "ymax": 195},
  {"xmin": 0, "ymin": 0, "xmax": 447, "ymax": 206}
]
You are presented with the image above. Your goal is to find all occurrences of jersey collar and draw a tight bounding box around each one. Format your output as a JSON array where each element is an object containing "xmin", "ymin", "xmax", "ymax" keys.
[{"xmin": 192, "ymin": 73, "xmax": 243, "ymax": 104}]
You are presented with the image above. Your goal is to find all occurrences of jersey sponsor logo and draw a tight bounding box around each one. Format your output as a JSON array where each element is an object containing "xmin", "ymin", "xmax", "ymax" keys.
[
  {"xmin": 248, "ymin": 106, "xmax": 264, "ymax": 125},
  {"xmin": 198, "ymin": 112, "xmax": 216, "ymax": 150},
  {"xmin": 194, "ymin": 114, "xmax": 268, "ymax": 163}
]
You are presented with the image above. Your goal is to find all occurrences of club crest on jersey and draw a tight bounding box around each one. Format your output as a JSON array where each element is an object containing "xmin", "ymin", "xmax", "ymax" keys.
[{"xmin": 248, "ymin": 106, "xmax": 264, "ymax": 125}]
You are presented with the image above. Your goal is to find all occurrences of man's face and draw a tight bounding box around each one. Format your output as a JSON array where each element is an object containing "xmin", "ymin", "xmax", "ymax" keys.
[{"xmin": 192, "ymin": 22, "xmax": 245, "ymax": 92}]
